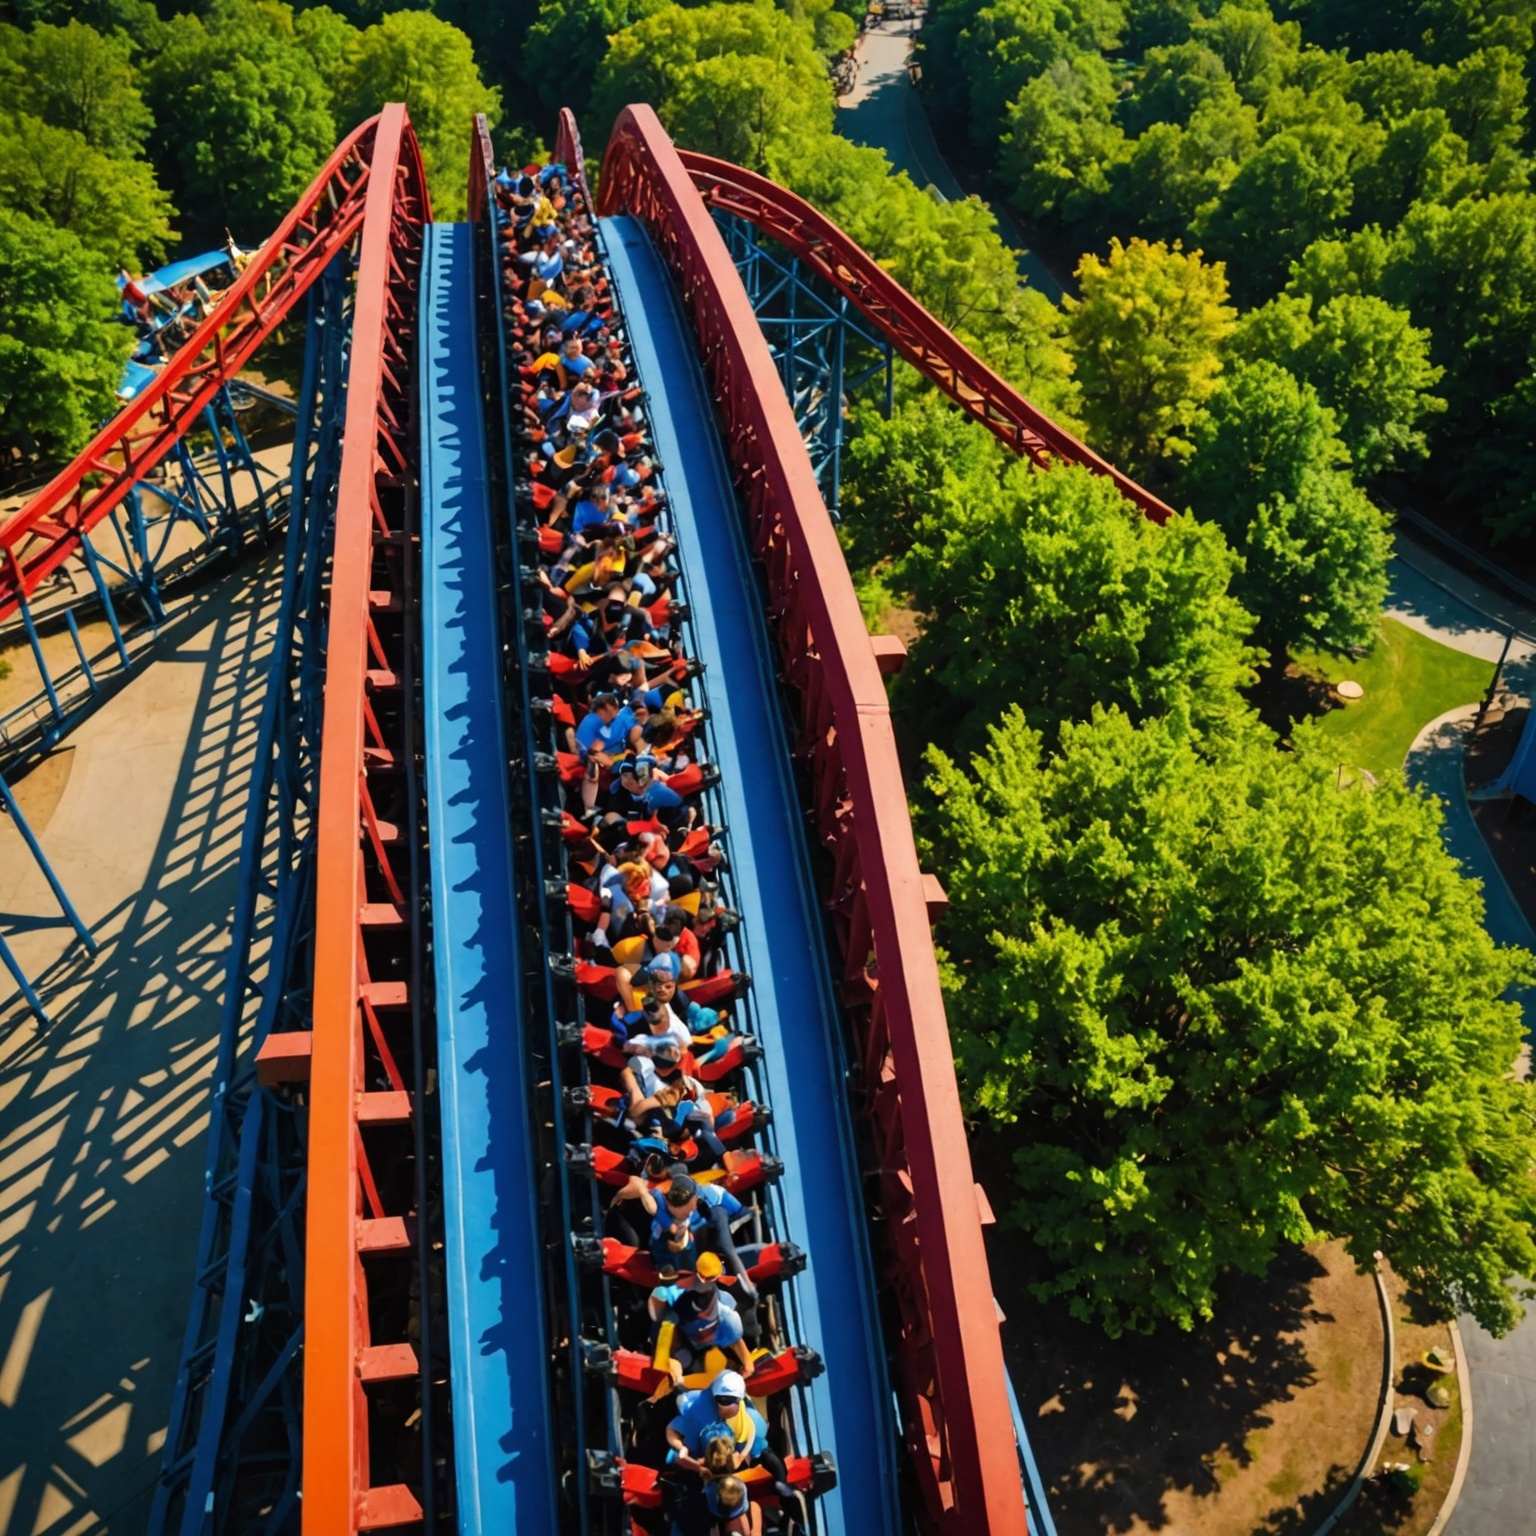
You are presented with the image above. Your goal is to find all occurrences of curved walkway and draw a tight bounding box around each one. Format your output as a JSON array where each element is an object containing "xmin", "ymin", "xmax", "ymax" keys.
[{"xmin": 836, "ymin": 18, "xmax": 1065, "ymax": 300}]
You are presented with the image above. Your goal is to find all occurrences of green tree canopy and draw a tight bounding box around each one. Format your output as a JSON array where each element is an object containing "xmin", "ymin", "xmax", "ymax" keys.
[
  {"xmin": 0, "ymin": 19, "xmax": 152, "ymax": 156},
  {"xmin": 1232, "ymin": 292, "xmax": 1445, "ymax": 475},
  {"xmin": 145, "ymin": 0, "xmax": 337, "ymax": 238},
  {"xmin": 1064, "ymin": 235, "xmax": 1236, "ymax": 476},
  {"xmin": 897, "ymin": 461, "xmax": 1258, "ymax": 745},
  {"xmin": 523, "ymin": 0, "xmax": 658, "ymax": 119},
  {"xmin": 1183, "ymin": 359, "xmax": 1391, "ymax": 653},
  {"xmin": 590, "ymin": 1, "xmax": 831, "ymax": 152},
  {"xmin": 917, "ymin": 704, "xmax": 1536, "ymax": 1337},
  {"xmin": 1000, "ymin": 50, "xmax": 1125, "ymax": 226},
  {"xmin": 1105, "ymin": 95, "xmax": 1256, "ymax": 243},
  {"xmin": 1120, "ymin": 39, "xmax": 1232, "ymax": 133},
  {"xmin": 336, "ymin": 10, "xmax": 500, "ymax": 219},
  {"xmin": 0, "ymin": 111, "xmax": 175, "ymax": 265},
  {"xmin": 1190, "ymin": 1, "xmax": 1299, "ymax": 105},
  {"xmin": 1196, "ymin": 125, "xmax": 1359, "ymax": 301},
  {"xmin": 0, "ymin": 209, "xmax": 133, "ymax": 460}
]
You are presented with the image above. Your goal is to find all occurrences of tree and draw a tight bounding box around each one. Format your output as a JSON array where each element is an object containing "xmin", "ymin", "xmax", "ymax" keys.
[
  {"xmin": 1106, "ymin": 95, "xmax": 1256, "ymax": 243},
  {"xmin": 523, "ymin": 0, "xmax": 656, "ymax": 120},
  {"xmin": 0, "ymin": 112, "xmax": 175, "ymax": 265},
  {"xmin": 0, "ymin": 210, "xmax": 134, "ymax": 460},
  {"xmin": 337, "ymin": 11, "xmax": 500, "ymax": 219},
  {"xmin": 1183, "ymin": 360, "xmax": 1391, "ymax": 653},
  {"xmin": 590, "ymin": 2, "xmax": 831, "ymax": 153},
  {"xmin": 1379, "ymin": 194, "xmax": 1536, "ymax": 438},
  {"xmin": 1196, "ymin": 125, "xmax": 1358, "ymax": 302},
  {"xmin": 669, "ymin": 50, "xmax": 830, "ymax": 173},
  {"xmin": 1000, "ymin": 50, "xmax": 1125, "ymax": 227},
  {"xmin": 293, "ymin": 5, "xmax": 361, "ymax": 85},
  {"xmin": 1120, "ymin": 40, "xmax": 1232, "ymax": 134},
  {"xmin": 1232, "ymin": 293, "xmax": 1444, "ymax": 475},
  {"xmin": 1352, "ymin": 108, "xmax": 1472, "ymax": 230},
  {"xmin": 916, "ymin": 704, "xmax": 1536, "ymax": 1337},
  {"xmin": 1190, "ymin": 2, "xmax": 1299, "ymax": 105},
  {"xmin": 953, "ymin": 0, "xmax": 1122, "ymax": 148},
  {"xmin": 840, "ymin": 390, "xmax": 1006, "ymax": 568},
  {"xmin": 1436, "ymin": 45, "xmax": 1528, "ymax": 161},
  {"xmin": 0, "ymin": 19, "xmax": 152, "ymax": 155},
  {"xmin": 1063, "ymin": 236, "xmax": 1236, "ymax": 476},
  {"xmin": 897, "ymin": 460, "xmax": 1258, "ymax": 745},
  {"xmin": 145, "ymin": 0, "xmax": 336, "ymax": 238}
]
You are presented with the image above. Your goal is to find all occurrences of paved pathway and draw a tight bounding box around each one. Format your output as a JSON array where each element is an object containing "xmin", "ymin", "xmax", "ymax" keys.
[
  {"xmin": 0, "ymin": 555, "xmax": 280, "ymax": 1534},
  {"xmin": 836, "ymin": 18, "xmax": 1065, "ymax": 300}
]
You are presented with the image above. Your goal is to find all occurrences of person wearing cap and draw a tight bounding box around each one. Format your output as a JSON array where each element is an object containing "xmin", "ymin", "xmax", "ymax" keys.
[
  {"xmin": 648, "ymin": 1250, "xmax": 754, "ymax": 1381},
  {"xmin": 666, "ymin": 1369, "xmax": 768, "ymax": 1474}
]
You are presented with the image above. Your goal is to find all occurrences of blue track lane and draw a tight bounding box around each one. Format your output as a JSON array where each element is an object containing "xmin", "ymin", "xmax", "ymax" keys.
[
  {"xmin": 601, "ymin": 215, "xmax": 903, "ymax": 1535},
  {"xmin": 419, "ymin": 222, "xmax": 558, "ymax": 1534}
]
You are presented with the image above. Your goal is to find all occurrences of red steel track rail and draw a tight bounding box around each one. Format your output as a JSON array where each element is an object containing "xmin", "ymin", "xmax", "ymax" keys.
[
  {"xmin": 678, "ymin": 150, "xmax": 1173, "ymax": 524},
  {"xmin": 595, "ymin": 105, "xmax": 1029, "ymax": 1533},
  {"xmin": 302, "ymin": 103, "xmax": 431, "ymax": 1534},
  {"xmin": 0, "ymin": 120, "xmax": 387, "ymax": 622}
]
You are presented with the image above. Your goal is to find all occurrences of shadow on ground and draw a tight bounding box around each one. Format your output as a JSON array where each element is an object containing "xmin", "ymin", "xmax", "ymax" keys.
[
  {"xmin": 1005, "ymin": 1245, "xmax": 1345, "ymax": 1534},
  {"xmin": 0, "ymin": 557, "xmax": 280, "ymax": 1534}
]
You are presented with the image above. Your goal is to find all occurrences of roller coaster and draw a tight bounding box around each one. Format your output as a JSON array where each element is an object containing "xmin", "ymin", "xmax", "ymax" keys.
[{"xmin": 0, "ymin": 103, "xmax": 1169, "ymax": 1535}]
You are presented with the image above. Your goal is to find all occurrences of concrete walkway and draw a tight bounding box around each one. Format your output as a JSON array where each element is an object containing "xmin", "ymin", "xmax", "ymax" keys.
[
  {"xmin": 0, "ymin": 554, "xmax": 280, "ymax": 1534},
  {"xmin": 836, "ymin": 18, "xmax": 1065, "ymax": 300}
]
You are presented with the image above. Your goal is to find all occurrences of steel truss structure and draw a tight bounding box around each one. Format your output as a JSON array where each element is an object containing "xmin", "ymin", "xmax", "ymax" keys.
[
  {"xmin": 149, "ymin": 257, "xmax": 349, "ymax": 1536},
  {"xmin": 680, "ymin": 151, "xmax": 1174, "ymax": 524},
  {"xmin": 0, "ymin": 386, "xmax": 283, "ymax": 769},
  {"xmin": 714, "ymin": 212, "xmax": 892, "ymax": 515}
]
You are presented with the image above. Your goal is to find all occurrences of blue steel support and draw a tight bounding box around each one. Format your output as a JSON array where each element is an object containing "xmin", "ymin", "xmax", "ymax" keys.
[
  {"xmin": 711, "ymin": 210, "xmax": 892, "ymax": 516},
  {"xmin": 64, "ymin": 609, "xmax": 98, "ymax": 693},
  {"xmin": 0, "ymin": 769, "xmax": 95, "ymax": 955},
  {"xmin": 149, "ymin": 257, "xmax": 349, "ymax": 1536},
  {"xmin": 0, "ymin": 364, "xmax": 287, "ymax": 777}
]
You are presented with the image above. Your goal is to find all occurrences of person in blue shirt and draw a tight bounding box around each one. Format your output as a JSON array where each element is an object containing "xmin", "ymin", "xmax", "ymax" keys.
[
  {"xmin": 648, "ymin": 1174, "xmax": 757, "ymax": 1297},
  {"xmin": 571, "ymin": 482, "xmax": 615, "ymax": 538},
  {"xmin": 666, "ymin": 1370, "xmax": 767, "ymax": 1471},
  {"xmin": 648, "ymin": 1250, "xmax": 754, "ymax": 1380}
]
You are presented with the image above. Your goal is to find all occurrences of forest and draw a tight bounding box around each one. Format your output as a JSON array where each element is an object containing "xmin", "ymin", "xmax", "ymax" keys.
[{"xmin": 1, "ymin": 0, "xmax": 1532, "ymax": 1341}]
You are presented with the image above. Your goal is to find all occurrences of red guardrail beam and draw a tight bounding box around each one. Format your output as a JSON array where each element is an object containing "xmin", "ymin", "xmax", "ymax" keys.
[
  {"xmin": 302, "ymin": 102, "xmax": 431, "ymax": 1534},
  {"xmin": 0, "ymin": 118, "xmax": 390, "ymax": 621},
  {"xmin": 594, "ymin": 104, "xmax": 1029, "ymax": 1533},
  {"xmin": 677, "ymin": 149, "xmax": 1173, "ymax": 524}
]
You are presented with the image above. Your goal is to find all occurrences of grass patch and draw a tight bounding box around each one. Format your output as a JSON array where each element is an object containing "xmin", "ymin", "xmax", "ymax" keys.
[{"xmin": 1291, "ymin": 618, "xmax": 1492, "ymax": 779}]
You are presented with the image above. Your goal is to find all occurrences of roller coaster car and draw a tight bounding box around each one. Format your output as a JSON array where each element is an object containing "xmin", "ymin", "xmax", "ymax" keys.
[
  {"xmin": 581, "ymin": 1236, "xmax": 807, "ymax": 1290},
  {"xmin": 570, "ymin": 1078, "xmax": 769, "ymax": 1145},
  {"xmin": 599, "ymin": 1343, "xmax": 823, "ymax": 1399},
  {"xmin": 613, "ymin": 1451, "xmax": 838, "ymax": 1511},
  {"xmin": 576, "ymin": 1143, "xmax": 783, "ymax": 1196}
]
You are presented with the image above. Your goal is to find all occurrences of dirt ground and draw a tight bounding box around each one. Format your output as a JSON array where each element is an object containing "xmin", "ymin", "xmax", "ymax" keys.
[
  {"xmin": 1333, "ymin": 1268, "xmax": 1462, "ymax": 1536},
  {"xmin": 999, "ymin": 1236, "xmax": 1383, "ymax": 1536}
]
